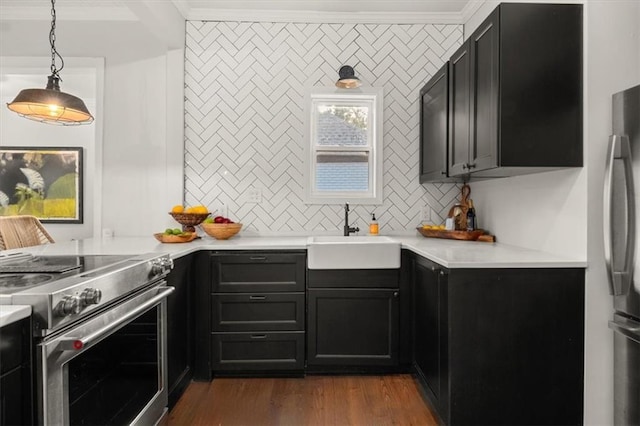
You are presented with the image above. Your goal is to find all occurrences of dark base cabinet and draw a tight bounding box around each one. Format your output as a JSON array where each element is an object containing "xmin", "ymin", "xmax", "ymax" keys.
[
  {"xmin": 307, "ymin": 269, "xmax": 400, "ymax": 369},
  {"xmin": 410, "ymin": 251, "xmax": 585, "ymax": 426},
  {"xmin": 0, "ymin": 317, "xmax": 32, "ymax": 426},
  {"xmin": 195, "ymin": 251, "xmax": 307, "ymax": 380},
  {"xmin": 166, "ymin": 254, "xmax": 194, "ymax": 409}
]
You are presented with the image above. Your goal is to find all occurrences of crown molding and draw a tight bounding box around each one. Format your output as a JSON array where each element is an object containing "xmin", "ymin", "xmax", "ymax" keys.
[
  {"xmin": 0, "ymin": 6, "xmax": 137, "ymax": 21},
  {"xmin": 460, "ymin": 0, "xmax": 486, "ymax": 23},
  {"xmin": 185, "ymin": 8, "xmax": 466, "ymax": 24}
]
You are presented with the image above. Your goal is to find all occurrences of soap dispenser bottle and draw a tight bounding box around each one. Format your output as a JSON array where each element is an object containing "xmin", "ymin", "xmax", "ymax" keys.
[{"xmin": 369, "ymin": 213, "xmax": 379, "ymax": 235}]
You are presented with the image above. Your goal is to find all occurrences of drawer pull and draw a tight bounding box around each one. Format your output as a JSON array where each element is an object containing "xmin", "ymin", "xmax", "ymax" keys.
[
  {"xmin": 250, "ymin": 334, "xmax": 267, "ymax": 339},
  {"xmin": 249, "ymin": 256, "xmax": 267, "ymax": 261},
  {"xmin": 249, "ymin": 295, "xmax": 266, "ymax": 300}
]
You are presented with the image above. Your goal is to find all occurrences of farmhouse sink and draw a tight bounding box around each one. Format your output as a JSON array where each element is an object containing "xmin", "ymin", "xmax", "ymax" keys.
[{"xmin": 307, "ymin": 236, "xmax": 401, "ymax": 270}]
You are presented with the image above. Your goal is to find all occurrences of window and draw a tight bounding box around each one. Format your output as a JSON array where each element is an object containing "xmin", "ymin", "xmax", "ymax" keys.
[{"xmin": 304, "ymin": 87, "xmax": 383, "ymax": 204}]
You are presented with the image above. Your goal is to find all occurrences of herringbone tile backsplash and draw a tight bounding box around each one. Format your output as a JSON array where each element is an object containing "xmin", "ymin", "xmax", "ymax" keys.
[{"xmin": 184, "ymin": 21, "xmax": 462, "ymax": 234}]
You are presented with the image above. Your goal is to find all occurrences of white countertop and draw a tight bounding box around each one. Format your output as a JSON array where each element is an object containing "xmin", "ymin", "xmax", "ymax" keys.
[
  {"xmin": 6, "ymin": 233, "xmax": 586, "ymax": 269},
  {"xmin": 0, "ymin": 305, "xmax": 31, "ymax": 328},
  {"xmin": 0, "ymin": 234, "xmax": 585, "ymax": 327}
]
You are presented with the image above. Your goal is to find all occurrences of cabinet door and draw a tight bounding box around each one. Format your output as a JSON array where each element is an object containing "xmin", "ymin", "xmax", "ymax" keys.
[
  {"xmin": 307, "ymin": 288, "xmax": 399, "ymax": 366},
  {"xmin": 448, "ymin": 41, "xmax": 472, "ymax": 177},
  {"xmin": 420, "ymin": 63, "xmax": 450, "ymax": 182},
  {"xmin": 413, "ymin": 259, "xmax": 441, "ymax": 401},
  {"xmin": 469, "ymin": 9, "xmax": 499, "ymax": 173},
  {"xmin": 166, "ymin": 255, "xmax": 193, "ymax": 408}
]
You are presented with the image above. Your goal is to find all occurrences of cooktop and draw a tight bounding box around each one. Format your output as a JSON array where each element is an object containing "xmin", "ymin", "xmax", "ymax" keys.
[{"xmin": 0, "ymin": 254, "xmax": 132, "ymax": 294}]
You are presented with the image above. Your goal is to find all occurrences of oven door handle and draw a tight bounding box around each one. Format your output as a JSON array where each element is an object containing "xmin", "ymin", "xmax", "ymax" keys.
[{"xmin": 58, "ymin": 286, "xmax": 175, "ymax": 351}]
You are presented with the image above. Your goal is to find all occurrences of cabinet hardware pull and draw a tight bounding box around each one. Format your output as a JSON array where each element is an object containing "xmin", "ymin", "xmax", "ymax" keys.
[
  {"xmin": 250, "ymin": 334, "xmax": 267, "ymax": 339},
  {"xmin": 249, "ymin": 295, "xmax": 266, "ymax": 300},
  {"xmin": 462, "ymin": 164, "xmax": 468, "ymax": 169},
  {"xmin": 440, "ymin": 171, "xmax": 447, "ymax": 175},
  {"xmin": 468, "ymin": 163, "xmax": 477, "ymax": 169},
  {"xmin": 393, "ymin": 291, "xmax": 399, "ymax": 297},
  {"xmin": 249, "ymin": 256, "xmax": 267, "ymax": 261}
]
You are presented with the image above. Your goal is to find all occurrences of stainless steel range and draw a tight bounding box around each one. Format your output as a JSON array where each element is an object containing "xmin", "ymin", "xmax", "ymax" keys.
[{"xmin": 0, "ymin": 251, "xmax": 174, "ymax": 426}]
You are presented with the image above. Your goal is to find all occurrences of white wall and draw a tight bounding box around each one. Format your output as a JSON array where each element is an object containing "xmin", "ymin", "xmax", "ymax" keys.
[
  {"xmin": 101, "ymin": 51, "xmax": 185, "ymax": 238},
  {"xmin": 464, "ymin": 1, "xmax": 640, "ymax": 425}
]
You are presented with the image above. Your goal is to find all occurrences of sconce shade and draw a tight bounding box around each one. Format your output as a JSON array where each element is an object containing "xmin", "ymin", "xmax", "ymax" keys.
[
  {"xmin": 7, "ymin": 75, "xmax": 94, "ymax": 125},
  {"xmin": 335, "ymin": 65, "xmax": 361, "ymax": 89}
]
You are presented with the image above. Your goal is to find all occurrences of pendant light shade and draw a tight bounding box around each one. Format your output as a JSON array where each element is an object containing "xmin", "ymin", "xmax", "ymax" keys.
[
  {"xmin": 6, "ymin": 0, "xmax": 94, "ymax": 126},
  {"xmin": 335, "ymin": 65, "xmax": 361, "ymax": 89},
  {"xmin": 7, "ymin": 76, "xmax": 93, "ymax": 125}
]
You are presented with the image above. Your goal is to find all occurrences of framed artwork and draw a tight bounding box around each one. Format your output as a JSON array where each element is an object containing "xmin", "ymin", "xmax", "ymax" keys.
[{"xmin": 0, "ymin": 146, "xmax": 83, "ymax": 223}]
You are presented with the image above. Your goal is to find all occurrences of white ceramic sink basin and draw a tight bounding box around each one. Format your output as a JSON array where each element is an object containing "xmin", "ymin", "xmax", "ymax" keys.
[{"xmin": 307, "ymin": 236, "xmax": 401, "ymax": 270}]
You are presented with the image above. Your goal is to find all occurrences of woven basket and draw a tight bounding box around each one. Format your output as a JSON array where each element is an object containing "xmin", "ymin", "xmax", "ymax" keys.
[
  {"xmin": 169, "ymin": 212, "xmax": 210, "ymax": 226},
  {"xmin": 201, "ymin": 223, "xmax": 242, "ymax": 240}
]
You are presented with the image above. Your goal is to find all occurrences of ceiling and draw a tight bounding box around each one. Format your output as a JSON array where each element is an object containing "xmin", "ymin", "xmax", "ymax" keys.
[
  {"xmin": 1, "ymin": 0, "xmax": 478, "ymax": 23},
  {"xmin": 0, "ymin": 0, "xmax": 478, "ymax": 61}
]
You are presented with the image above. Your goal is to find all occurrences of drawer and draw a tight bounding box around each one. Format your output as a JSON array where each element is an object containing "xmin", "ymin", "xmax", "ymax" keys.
[
  {"xmin": 211, "ymin": 331, "xmax": 305, "ymax": 371},
  {"xmin": 212, "ymin": 293, "xmax": 305, "ymax": 332},
  {"xmin": 211, "ymin": 252, "xmax": 306, "ymax": 292},
  {"xmin": 308, "ymin": 269, "xmax": 399, "ymax": 288}
]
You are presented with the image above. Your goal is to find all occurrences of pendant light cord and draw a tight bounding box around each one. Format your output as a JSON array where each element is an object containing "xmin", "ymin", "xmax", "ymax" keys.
[{"xmin": 49, "ymin": 0, "xmax": 64, "ymax": 79}]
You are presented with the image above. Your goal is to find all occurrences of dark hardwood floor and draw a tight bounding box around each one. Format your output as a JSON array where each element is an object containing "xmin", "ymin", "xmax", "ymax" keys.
[{"xmin": 168, "ymin": 374, "xmax": 437, "ymax": 426}]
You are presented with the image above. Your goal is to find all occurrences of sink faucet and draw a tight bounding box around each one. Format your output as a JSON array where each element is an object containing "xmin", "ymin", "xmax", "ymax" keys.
[{"xmin": 343, "ymin": 203, "xmax": 360, "ymax": 236}]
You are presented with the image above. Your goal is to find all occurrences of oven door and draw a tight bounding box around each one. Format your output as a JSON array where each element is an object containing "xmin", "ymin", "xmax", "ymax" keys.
[{"xmin": 36, "ymin": 283, "xmax": 174, "ymax": 426}]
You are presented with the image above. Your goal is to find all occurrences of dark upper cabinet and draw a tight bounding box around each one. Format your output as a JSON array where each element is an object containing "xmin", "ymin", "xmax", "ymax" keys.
[
  {"xmin": 444, "ymin": 3, "xmax": 583, "ymax": 179},
  {"xmin": 448, "ymin": 42, "xmax": 472, "ymax": 177},
  {"xmin": 419, "ymin": 62, "xmax": 452, "ymax": 182}
]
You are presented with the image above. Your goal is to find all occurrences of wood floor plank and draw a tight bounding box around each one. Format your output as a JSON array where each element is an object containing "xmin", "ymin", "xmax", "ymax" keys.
[{"xmin": 168, "ymin": 375, "xmax": 438, "ymax": 426}]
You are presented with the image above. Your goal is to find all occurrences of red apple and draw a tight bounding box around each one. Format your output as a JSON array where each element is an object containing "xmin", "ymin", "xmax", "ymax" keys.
[{"xmin": 214, "ymin": 216, "xmax": 225, "ymax": 223}]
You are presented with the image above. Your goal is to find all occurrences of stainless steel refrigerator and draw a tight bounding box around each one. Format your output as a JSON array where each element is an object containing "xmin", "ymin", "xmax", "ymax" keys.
[{"xmin": 604, "ymin": 84, "xmax": 640, "ymax": 425}]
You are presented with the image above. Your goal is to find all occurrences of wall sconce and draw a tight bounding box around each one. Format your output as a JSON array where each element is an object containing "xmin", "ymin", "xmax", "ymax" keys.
[
  {"xmin": 335, "ymin": 65, "xmax": 361, "ymax": 89},
  {"xmin": 6, "ymin": 0, "xmax": 94, "ymax": 125}
]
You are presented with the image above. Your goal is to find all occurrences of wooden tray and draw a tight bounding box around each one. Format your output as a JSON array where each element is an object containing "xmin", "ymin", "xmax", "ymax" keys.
[
  {"xmin": 154, "ymin": 232, "xmax": 197, "ymax": 243},
  {"xmin": 416, "ymin": 227, "xmax": 485, "ymax": 241}
]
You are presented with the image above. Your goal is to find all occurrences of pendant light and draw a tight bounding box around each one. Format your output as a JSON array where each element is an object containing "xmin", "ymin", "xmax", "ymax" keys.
[
  {"xmin": 6, "ymin": 0, "xmax": 94, "ymax": 125},
  {"xmin": 335, "ymin": 65, "xmax": 361, "ymax": 89}
]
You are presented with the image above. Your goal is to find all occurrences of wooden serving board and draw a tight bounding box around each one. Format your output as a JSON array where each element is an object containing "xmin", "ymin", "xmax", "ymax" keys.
[{"xmin": 416, "ymin": 227, "xmax": 486, "ymax": 241}]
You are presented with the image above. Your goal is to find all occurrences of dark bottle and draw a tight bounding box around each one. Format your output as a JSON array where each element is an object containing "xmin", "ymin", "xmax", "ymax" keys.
[{"xmin": 466, "ymin": 199, "xmax": 476, "ymax": 231}]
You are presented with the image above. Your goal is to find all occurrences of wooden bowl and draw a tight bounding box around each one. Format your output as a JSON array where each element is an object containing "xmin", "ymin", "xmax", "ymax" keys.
[
  {"xmin": 154, "ymin": 232, "xmax": 197, "ymax": 243},
  {"xmin": 201, "ymin": 223, "xmax": 242, "ymax": 240}
]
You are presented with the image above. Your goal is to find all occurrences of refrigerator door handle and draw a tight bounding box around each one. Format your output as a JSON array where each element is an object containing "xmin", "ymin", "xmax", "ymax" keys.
[
  {"xmin": 603, "ymin": 134, "xmax": 636, "ymax": 296},
  {"xmin": 609, "ymin": 319, "xmax": 640, "ymax": 344}
]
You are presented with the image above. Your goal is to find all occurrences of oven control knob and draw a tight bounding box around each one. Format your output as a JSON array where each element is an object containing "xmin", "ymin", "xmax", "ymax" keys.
[
  {"xmin": 55, "ymin": 295, "xmax": 82, "ymax": 317},
  {"xmin": 151, "ymin": 257, "xmax": 174, "ymax": 276},
  {"xmin": 80, "ymin": 288, "xmax": 102, "ymax": 306}
]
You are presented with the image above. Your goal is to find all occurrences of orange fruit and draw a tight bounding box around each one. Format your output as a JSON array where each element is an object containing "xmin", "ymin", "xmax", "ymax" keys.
[
  {"xmin": 171, "ymin": 205, "xmax": 184, "ymax": 213},
  {"xmin": 193, "ymin": 205, "xmax": 208, "ymax": 214}
]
